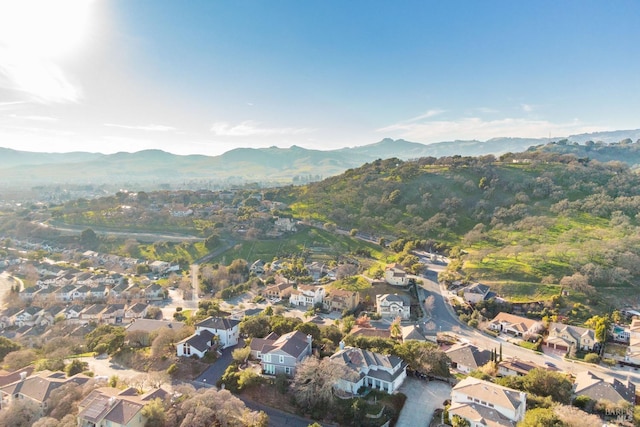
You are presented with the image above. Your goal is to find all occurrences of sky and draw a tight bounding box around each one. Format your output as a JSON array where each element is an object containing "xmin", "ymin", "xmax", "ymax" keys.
[{"xmin": 0, "ymin": 0, "xmax": 639, "ymax": 156}]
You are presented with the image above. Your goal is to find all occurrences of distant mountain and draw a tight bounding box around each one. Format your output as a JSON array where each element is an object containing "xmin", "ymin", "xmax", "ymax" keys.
[{"xmin": 0, "ymin": 129, "xmax": 638, "ymax": 190}]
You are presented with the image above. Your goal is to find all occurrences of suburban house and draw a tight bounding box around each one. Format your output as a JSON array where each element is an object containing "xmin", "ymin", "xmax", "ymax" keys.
[
  {"xmin": 446, "ymin": 343, "xmax": 493, "ymax": 374},
  {"xmin": 449, "ymin": 377, "xmax": 527, "ymax": 427},
  {"xmin": 77, "ymin": 386, "xmax": 168, "ymax": 427},
  {"xmin": 274, "ymin": 217, "xmax": 297, "ymax": 232},
  {"xmin": 330, "ymin": 346, "xmax": 407, "ymax": 395},
  {"xmin": 250, "ymin": 259, "xmax": 265, "ymax": 275},
  {"xmin": 611, "ymin": 323, "xmax": 631, "ymax": 343},
  {"xmin": 13, "ymin": 306, "xmax": 44, "ymax": 327},
  {"xmin": 193, "ymin": 317, "xmax": 240, "ymax": 348},
  {"xmin": 249, "ymin": 330, "xmax": 312, "ymax": 377},
  {"xmin": 384, "ymin": 263, "xmax": 410, "ymax": 286},
  {"xmin": 376, "ymin": 294, "xmax": 410, "ymax": 320},
  {"xmin": 573, "ymin": 371, "xmax": 636, "ymax": 405},
  {"xmin": 401, "ymin": 324, "xmax": 434, "ymax": 343},
  {"xmin": 55, "ymin": 284, "xmax": 77, "ymax": 302},
  {"xmin": 324, "ymin": 289, "xmax": 360, "ymax": 312},
  {"xmin": 0, "ymin": 371, "xmax": 91, "ymax": 410},
  {"xmin": 124, "ymin": 303, "xmax": 149, "ymax": 320},
  {"xmin": 144, "ymin": 284, "xmax": 165, "ymax": 301},
  {"xmin": 289, "ymin": 285, "xmax": 325, "ymax": 308},
  {"xmin": 497, "ymin": 358, "xmax": 542, "ymax": 377},
  {"xmin": 545, "ymin": 322, "xmax": 598, "ymax": 352},
  {"xmin": 625, "ymin": 318, "xmax": 640, "ymax": 365},
  {"xmin": 488, "ymin": 312, "xmax": 544, "ymax": 338},
  {"xmin": 261, "ymin": 282, "xmax": 294, "ymax": 300},
  {"xmin": 177, "ymin": 317, "xmax": 240, "ymax": 358},
  {"xmin": 461, "ymin": 283, "xmax": 491, "ymax": 304}
]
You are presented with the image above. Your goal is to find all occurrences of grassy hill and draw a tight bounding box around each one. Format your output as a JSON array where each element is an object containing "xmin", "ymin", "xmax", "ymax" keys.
[{"xmin": 278, "ymin": 148, "xmax": 640, "ymax": 305}]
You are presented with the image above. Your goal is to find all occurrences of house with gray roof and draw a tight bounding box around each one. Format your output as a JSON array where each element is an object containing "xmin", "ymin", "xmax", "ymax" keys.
[
  {"xmin": 330, "ymin": 346, "xmax": 407, "ymax": 395},
  {"xmin": 462, "ymin": 283, "xmax": 491, "ymax": 304},
  {"xmin": 176, "ymin": 329, "xmax": 216, "ymax": 358},
  {"xmin": 545, "ymin": 322, "xmax": 598, "ymax": 352},
  {"xmin": 0, "ymin": 370, "xmax": 91, "ymax": 410},
  {"xmin": 446, "ymin": 342, "xmax": 493, "ymax": 374},
  {"xmin": 449, "ymin": 376, "xmax": 526, "ymax": 427},
  {"xmin": 249, "ymin": 330, "xmax": 312, "ymax": 377},
  {"xmin": 376, "ymin": 293, "xmax": 410, "ymax": 320},
  {"xmin": 573, "ymin": 371, "xmax": 635, "ymax": 405},
  {"xmin": 77, "ymin": 386, "xmax": 166, "ymax": 427},
  {"xmin": 176, "ymin": 316, "xmax": 240, "ymax": 358}
]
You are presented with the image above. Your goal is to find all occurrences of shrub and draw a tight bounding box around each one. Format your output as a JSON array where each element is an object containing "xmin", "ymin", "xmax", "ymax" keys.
[
  {"xmin": 167, "ymin": 363, "xmax": 178, "ymax": 375},
  {"xmin": 584, "ymin": 353, "xmax": 600, "ymax": 364}
]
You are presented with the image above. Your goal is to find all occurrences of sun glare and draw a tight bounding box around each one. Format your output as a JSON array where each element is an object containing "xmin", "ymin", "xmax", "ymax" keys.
[{"xmin": 0, "ymin": 0, "xmax": 93, "ymax": 59}]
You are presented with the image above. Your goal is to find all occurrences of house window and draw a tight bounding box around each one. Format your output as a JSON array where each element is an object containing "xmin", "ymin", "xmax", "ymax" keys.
[
  {"xmin": 183, "ymin": 343, "xmax": 190, "ymax": 355},
  {"xmin": 279, "ymin": 355, "xmax": 284, "ymax": 364},
  {"xmin": 263, "ymin": 354, "xmax": 271, "ymax": 362},
  {"xmin": 285, "ymin": 366, "xmax": 291, "ymax": 375},
  {"xmin": 257, "ymin": 351, "xmax": 262, "ymax": 359}
]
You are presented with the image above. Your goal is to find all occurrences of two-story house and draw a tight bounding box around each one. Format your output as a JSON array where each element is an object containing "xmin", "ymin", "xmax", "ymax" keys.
[
  {"xmin": 324, "ymin": 289, "xmax": 360, "ymax": 312},
  {"xmin": 261, "ymin": 282, "xmax": 294, "ymax": 300},
  {"xmin": 545, "ymin": 322, "xmax": 598, "ymax": 352},
  {"xmin": 289, "ymin": 285, "xmax": 325, "ymax": 308},
  {"xmin": 449, "ymin": 377, "xmax": 526, "ymax": 427},
  {"xmin": 330, "ymin": 346, "xmax": 407, "ymax": 395},
  {"xmin": 384, "ymin": 263, "xmax": 410, "ymax": 286},
  {"xmin": 376, "ymin": 294, "xmax": 410, "ymax": 320},
  {"xmin": 176, "ymin": 317, "xmax": 240, "ymax": 358},
  {"xmin": 0, "ymin": 371, "xmax": 91, "ymax": 411},
  {"xmin": 249, "ymin": 330, "xmax": 312, "ymax": 377}
]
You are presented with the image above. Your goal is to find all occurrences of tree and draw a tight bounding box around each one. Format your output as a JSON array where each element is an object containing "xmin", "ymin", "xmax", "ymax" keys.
[
  {"xmin": 394, "ymin": 341, "xmax": 450, "ymax": 377},
  {"xmin": 390, "ymin": 316, "xmax": 402, "ymax": 340},
  {"xmin": 518, "ymin": 407, "xmax": 562, "ymax": 427},
  {"xmin": 232, "ymin": 346, "xmax": 251, "ymax": 364},
  {"xmin": 204, "ymin": 234, "xmax": 221, "ymax": 251},
  {"xmin": 291, "ymin": 356, "xmax": 357, "ymax": 412},
  {"xmin": 240, "ymin": 315, "xmax": 271, "ymax": 338},
  {"xmin": 0, "ymin": 398, "xmax": 42, "ymax": 427},
  {"xmin": 172, "ymin": 387, "xmax": 264, "ymax": 427},
  {"xmin": 0, "ymin": 336, "xmax": 21, "ymax": 360},
  {"xmin": 2, "ymin": 348, "xmax": 37, "ymax": 370},
  {"xmin": 142, "ymin": 398, "xmax": 165, "ymax": 427},
  {"xmin": 424, "ymin": 295, "xmax": 435, "ymax": 317},
  {"xmin": 553, "ymin": 404, "xmax": 602, "ymax": 427},
  {"xmin": 451, "ymin": 415, "xmax": 471, "ymax": 427},
  {"xmin": 85, "ymin": 324, "xmax": 125, "ymax": 355},
  {"xmin": 65, "ymin": 359, "xmax": 88, "ymax": 377},
  {"xmin": 81, "ymin": 228, "xmax": 98, "ymax": 246}
]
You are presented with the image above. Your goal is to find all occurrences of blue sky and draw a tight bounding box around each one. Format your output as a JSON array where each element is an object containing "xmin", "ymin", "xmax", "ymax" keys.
[{"xmin": 0, "ymin": 0, "xmax": 639, "ymax": 155}]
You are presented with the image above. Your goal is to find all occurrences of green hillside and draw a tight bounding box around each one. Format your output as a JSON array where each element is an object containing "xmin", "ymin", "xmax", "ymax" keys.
[{"xmin": 279, "ymin": 149, "xmax": 640, "ymax": 303}]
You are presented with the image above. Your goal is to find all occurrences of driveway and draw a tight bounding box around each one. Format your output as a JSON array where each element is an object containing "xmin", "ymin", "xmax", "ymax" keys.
[
  {"xmin": 396, "ymin": 377, "xmax": 452, "ymax": 427},
  {"xmin": 193, "ymin": 338, "xmax": 243, "ymax": 387}
]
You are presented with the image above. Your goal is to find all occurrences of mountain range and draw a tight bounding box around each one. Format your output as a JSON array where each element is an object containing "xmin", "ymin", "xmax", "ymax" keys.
[{"xmin": 0, "ymin": 129, "xmax": 638, "ymax": 190}]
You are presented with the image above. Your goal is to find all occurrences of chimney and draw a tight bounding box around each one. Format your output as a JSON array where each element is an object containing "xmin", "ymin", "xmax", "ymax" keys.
[
  {"xmin": 19, "ymin": 372, "xmax": 27, "ymax": 381},
  {"xmin": 307, "ymin": 334, "xmax": 312, "ymax": 350},
  {"xmin": 339, "ymin": 340, "xmax": 345, "ymax": 350}
]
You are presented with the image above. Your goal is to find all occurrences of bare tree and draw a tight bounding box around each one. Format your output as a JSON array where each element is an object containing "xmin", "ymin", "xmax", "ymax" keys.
[
  {"xmin": 291, "ymin": 356, "xmax": 357, "ymax": 411},
  {"xmin": 554, "ymin": 404, "xmax": 603, "ymax": 427},
  {"xmin": 424, "ymin": 295, "xmax": 435, "ymax": 317}
]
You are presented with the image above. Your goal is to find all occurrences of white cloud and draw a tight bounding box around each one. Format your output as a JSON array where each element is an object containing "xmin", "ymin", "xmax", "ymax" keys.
[
  {"xmin": 376, "ymin": 116, "xmax": 606, "ymax": 142},
  {"xmin": 104, "ymin": 123, "xmax": 177, "ymax": 132},
  {"xmin": 521, "ymin": 103, "xmax": 534, "ymax": 113},
  {"xmin": 401, "ymin": 109, "xmax": 446, "ymax": 123},
  {"xmin": 210, "ymin": 120, "xmax": 314, "ymax": 137}
]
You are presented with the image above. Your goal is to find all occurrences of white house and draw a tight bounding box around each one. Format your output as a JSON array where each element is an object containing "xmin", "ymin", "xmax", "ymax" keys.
[
  {"xmin": 461, "ymin": 283, "xmax": 491, "ymax": 304},
  {"xmin": 289, "ymin": 285, "xmax": 325, "ymax": 308},
  {"xmin": 376, "ymin": 294, "xmax": 410, "ymax": 320},
  {"xmin": 330, "ymin": 346, "xmax": 407, "ymax": 395},
  {"xmin": 384, "ymin": 263, "xmax": 410, "ymax": 286},
  {"xmin": 177, "ymin": 316, "xmax": 240, "ymax": 358},
  {"xmin": 449, "ymin": 377, "xmax": 526, "ymax": 427}
]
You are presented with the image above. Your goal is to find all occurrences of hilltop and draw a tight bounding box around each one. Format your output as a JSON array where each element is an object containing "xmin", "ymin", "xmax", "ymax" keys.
[{"xmin": 1, "ymin": 129, "xmax": 638, "ymax": 194}]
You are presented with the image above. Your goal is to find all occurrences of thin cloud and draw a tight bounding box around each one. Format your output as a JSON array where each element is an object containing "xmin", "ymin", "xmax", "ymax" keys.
[
  {"xmin": 104, "ymin": 123, "xmax": 177, "ymax": 132},
  {"xmin": 210, "ymin": 120, "xmax": 314, "ymax": 137},
  {"xmin": 376, "ymin": 116, "xmax": 605, "ymax": 142},
  {"xmin": 402, "ymin": 109, "xmax": 446, "ymax": 123},
  {"xmin": 476, "ymin": 107, "xmax": 499, "ymax": 114},
  {"xmin": 9, "ymin": 114, "xmax": 58, "ymax": 122},
  {"xmin": 521, "ymin": 103, "xmax": 534, "ymax": 113}
]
